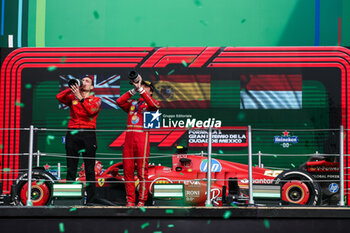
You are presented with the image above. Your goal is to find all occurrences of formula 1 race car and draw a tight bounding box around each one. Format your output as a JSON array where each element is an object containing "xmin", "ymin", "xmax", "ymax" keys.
[{"xmin": 8, "ymin": 149, "xmax": 341, "ymax": 207}]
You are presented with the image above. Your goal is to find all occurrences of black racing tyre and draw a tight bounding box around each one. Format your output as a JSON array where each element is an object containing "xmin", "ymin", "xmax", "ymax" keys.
[
  {"xmin": 274, "ymin": 170, "xmax": 321, "ymax": 206},
  {"xmin": 14, "ymin": 169, "xmax": 57, "ymax": 206}
]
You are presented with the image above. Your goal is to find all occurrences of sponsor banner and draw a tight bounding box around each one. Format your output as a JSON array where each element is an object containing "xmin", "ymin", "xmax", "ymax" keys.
[
  {"xmin": 274, "ymin": 130, "xmax": 299, "ymax": 148},
  {"xmin": 188, "ymin": 127, "xmax": 247, "ymax": 147}
]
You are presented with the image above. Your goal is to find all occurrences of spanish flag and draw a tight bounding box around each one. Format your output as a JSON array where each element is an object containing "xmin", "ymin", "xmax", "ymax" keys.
[{"xmin": 151, "ymin": 75, "xmax": 211, "ymax": 109}]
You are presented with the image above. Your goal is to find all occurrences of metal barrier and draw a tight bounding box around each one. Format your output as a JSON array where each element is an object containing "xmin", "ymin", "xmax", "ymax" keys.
[{"xmin": 0, "ymin": 125, "xmax": 347, "ymax": 207}]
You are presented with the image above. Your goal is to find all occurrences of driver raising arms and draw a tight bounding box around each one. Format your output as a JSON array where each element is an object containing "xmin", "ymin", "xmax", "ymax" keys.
[{"xmin": 116, "ymin": 73, "xmax": 160, "ymax": 207}]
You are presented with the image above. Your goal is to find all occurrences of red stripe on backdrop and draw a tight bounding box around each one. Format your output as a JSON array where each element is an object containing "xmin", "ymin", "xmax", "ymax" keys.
[
  {"xmin": 151, "ymin": 75, "xmax": 211, "ymax": 83},
  {"xmin": 241, "ymin": 74, "xmax": 302, "ymax": 91}
]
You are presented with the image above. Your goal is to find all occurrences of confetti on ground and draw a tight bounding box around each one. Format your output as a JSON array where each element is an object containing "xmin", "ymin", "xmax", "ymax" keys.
[
  {"xmin": 46, "ymin": 135, "xmax": 55, "ymax": 145},
  {"xmin": 25, "ymin": 83, "xmax": 32, "ymax": 89},
  {"xmin": 199, "ymin": 20, "xmax": 208, "ymax": 26},
  {"xmin": 241, "ymin": 19, "xmax": 246, "ymax": 23},
  {"xmin": 218, "ymin": 150, "xmax": 224, "ymax": 154},
  {"xmin": 168, "ymin": 69, "xmax": 175, "ymax": 75},
  {"xmin": 61, "ymin": 120, "xmax": 68, "ymax": 126},
  {"xmin": 124, "ymin": 230, "xmax": 128, "ymax": 233},
  {"xmin": 70, "ymin": 130, "xmax": 79, "ymax": 135},
  {"xmin": 61, "ymin": 57, "xmax": 66, "ymax": 63},
  {"xmin": 291, "ymin": 163, "xmax": 295, "ymax": 168},
  {"xmin": 223, "ymin": 210, "xmax": 231, "ymax": 219},
  {"xmin": 15, "ymin": 101, "xmax": 24, "ymax": 107},
  {"xmin": 3, "ymin": 168, "xmax": 11, "ymax": 172},
  {"xmin": 140, "ymin": 207, "xmax": 146, "ymax": 213},
  {"xmin": 168, "ymin": 224, "xmax": 174, "ymax": 228},
  {"xmin": 207, "ymin": 220, "xmax": 211, "ymax": 224},
  {"xmin": 48, "ymin": 66, "xmax": 57, "ymax": 71},
  {"xmin": 264, "ymin": 219, "xmax": 270, "ymax": 229},
  {"xmin": 59, "ymin": 222, "xmax": 65, "ymax": 232},
  {"xmin": 93, "ymin": 10, "xmax": 100, "ymax": 19},
  {"xmin": 181, "ymin": 60, "xmax": 188, "ymax": 67},
  {"xmin": 109, "ymin": 160, "xmax": 114, "ymax": 165},
  {"xmin": 165, "ymin": 209, "xmax": 174, "ymax": 214},
  {"xmin": 141, "ymin": 222, "xmax": 149, "ymax": 229},
  {"xmin": 69, "ymin": 207, "xmax": 77, "ymax": 212},
  {"xmin": 180, "ymin": 172, "xmax": 184, "ymax": 176},
  {"xmin": 194, "ymin": 0, "xmax": 202, "ymax": 6},
  {"xmin": 78, "ymin": 149, "xmax": 86, "ymax": 154}
]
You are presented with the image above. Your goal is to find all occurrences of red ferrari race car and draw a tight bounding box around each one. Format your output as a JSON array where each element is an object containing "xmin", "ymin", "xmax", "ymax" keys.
[{"xmin": 8, "ymin": 149, "xmax": 340, "ymax": 207}]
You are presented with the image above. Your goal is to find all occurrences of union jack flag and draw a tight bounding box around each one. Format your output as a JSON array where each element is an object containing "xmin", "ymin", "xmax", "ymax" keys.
[{"xmin": 59, "ymin": 74, "xmax": 120, "ymax": 109}]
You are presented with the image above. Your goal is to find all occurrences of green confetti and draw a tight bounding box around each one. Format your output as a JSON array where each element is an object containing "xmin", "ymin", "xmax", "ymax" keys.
[
  {"xmin": 230, "ymin": 202, "xmax": 238, "ymax": 208},
  {"xmin": 15, "ymin": 101, "xmax": 24, "ymax": 107},
  {"xmin": 3, "ymin": 168, "xmax": 11, "ymax": 172},
  {"xmin": 165, "ymin": 209, "xmax": 174, "ymax": 214},
  {"xmin": 141, "ymin": 222, "xmax": 149, "ymax": 229},
  {"xmin": 46, "ymin": 135, "xmax": 55, "ymax": 145},
  {"xmin": 61, "ymin": 120, "xmax": 68, "ymax": 126},
  {"xmin": 93, "ymin": 10, "xmax": 100, "ymax": 19},
  {"xmin": 157, "ymin": 220, "xmax": 160, "ymax": 228},
  {"xmin": 218, "ymin": 150, "xmax": 224, "ymax": 154},
  {"xmin": 223, "ymin": 210, "xmax": 231, "ymax": 219},
  {"xmin": 181, "ymin": 60, "xmax": 188, "ymax": 67},
  {"xmin": 48, "ymin": 66, "xmax": 57, "ymax": 71},
  {"xmin": 168, "ymin": 224, "xmax": 174, "ymax": 228},
  {"xmin": 27, "ymin": 200, "xmax": 33, "ymax": 206},
  {"xmin": 78, "ymin": 149, "xmax": 86, "ymax": 154},
  {"xmin": 109, "ymin": 160, "xmax": 114, "ymax": 165},
  {"xmin": 155, "ymin": 71, "xmax": 159, "ymax": 76},
  {"xmin": 150, "ymin": 42, "xmax": 156, "ymax": 47},
  {"xmin": 207, "ymin": 220, "xmax": 211, "ymax": 224},
  {"xmin": 140, "ymin": 207, "xmax": 146, "ymax": 213},
  {"xmin": 168, "ymin": 69, "xmax": 175, "ymax": 75},
  {"xmin": 90, "ymin": 92, "xmax": 95, "ymax": 96},
  {"xmin": 180, "ymin": 172, "xmax": 184, "ymax": 176},
  {"xmin": 237, "ymin": 112, "xmax": 245, "ymax": 121},
  {"xmin": 194, "ymin": 0, "xmax": 202, "ymax": 6},
  {"xmin": 264, "ymin": 219, "xmax": 270, "ymax": 229},
  {"xmin": 61, "ymin": 57, "xmax": 66, "ymax": 63},
  {"xmin": 59, "ymin": 222, "xmax": 65, "ymax": 232},
  {"xmin": 241, "ymin": 19, "xmax": 246, "ymax": 23},
  {"xmin": 69, "ymin": 207, "xmax": 77, "ymax": 212},
  {"xmin": 70, "ymin": 130, "xmax": 79, "ymax": 135},
  {"xmin": 199, "ymin": 20, "xmax": 208, "ymax": 26},
  {"xmin": 25, "ymin": 83, "xmax": 32, "ymax": 89},
  {"xmin": 273, "ymin": 155, "xmax": 278, "ymax": 158},
  {"xmin": 58, "ymin": 35, "xmax": 63, "ymax": 40},
  {"xmin": 124, "ymin": 230, "xmax": 128, "ymax": 233},
  {"xmin": 153, "ymin": 232, "xmax": 162, "ymax": 233},
  {"xmin": 291, "ymin": 163, "xmax": 295, "ymax": 168},
  {"xmin": 36, "ymin": 180, "xmax": 44, "ymax": 185},
  {"xmin": 198, "ymin": 98, "xmax": 202, "ymax": 101}
]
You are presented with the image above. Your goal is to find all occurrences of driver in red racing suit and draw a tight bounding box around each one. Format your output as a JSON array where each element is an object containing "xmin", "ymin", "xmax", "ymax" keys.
[{"xmin": 116, "ymin": 75, "xmax": 159, "ymax": 207}]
